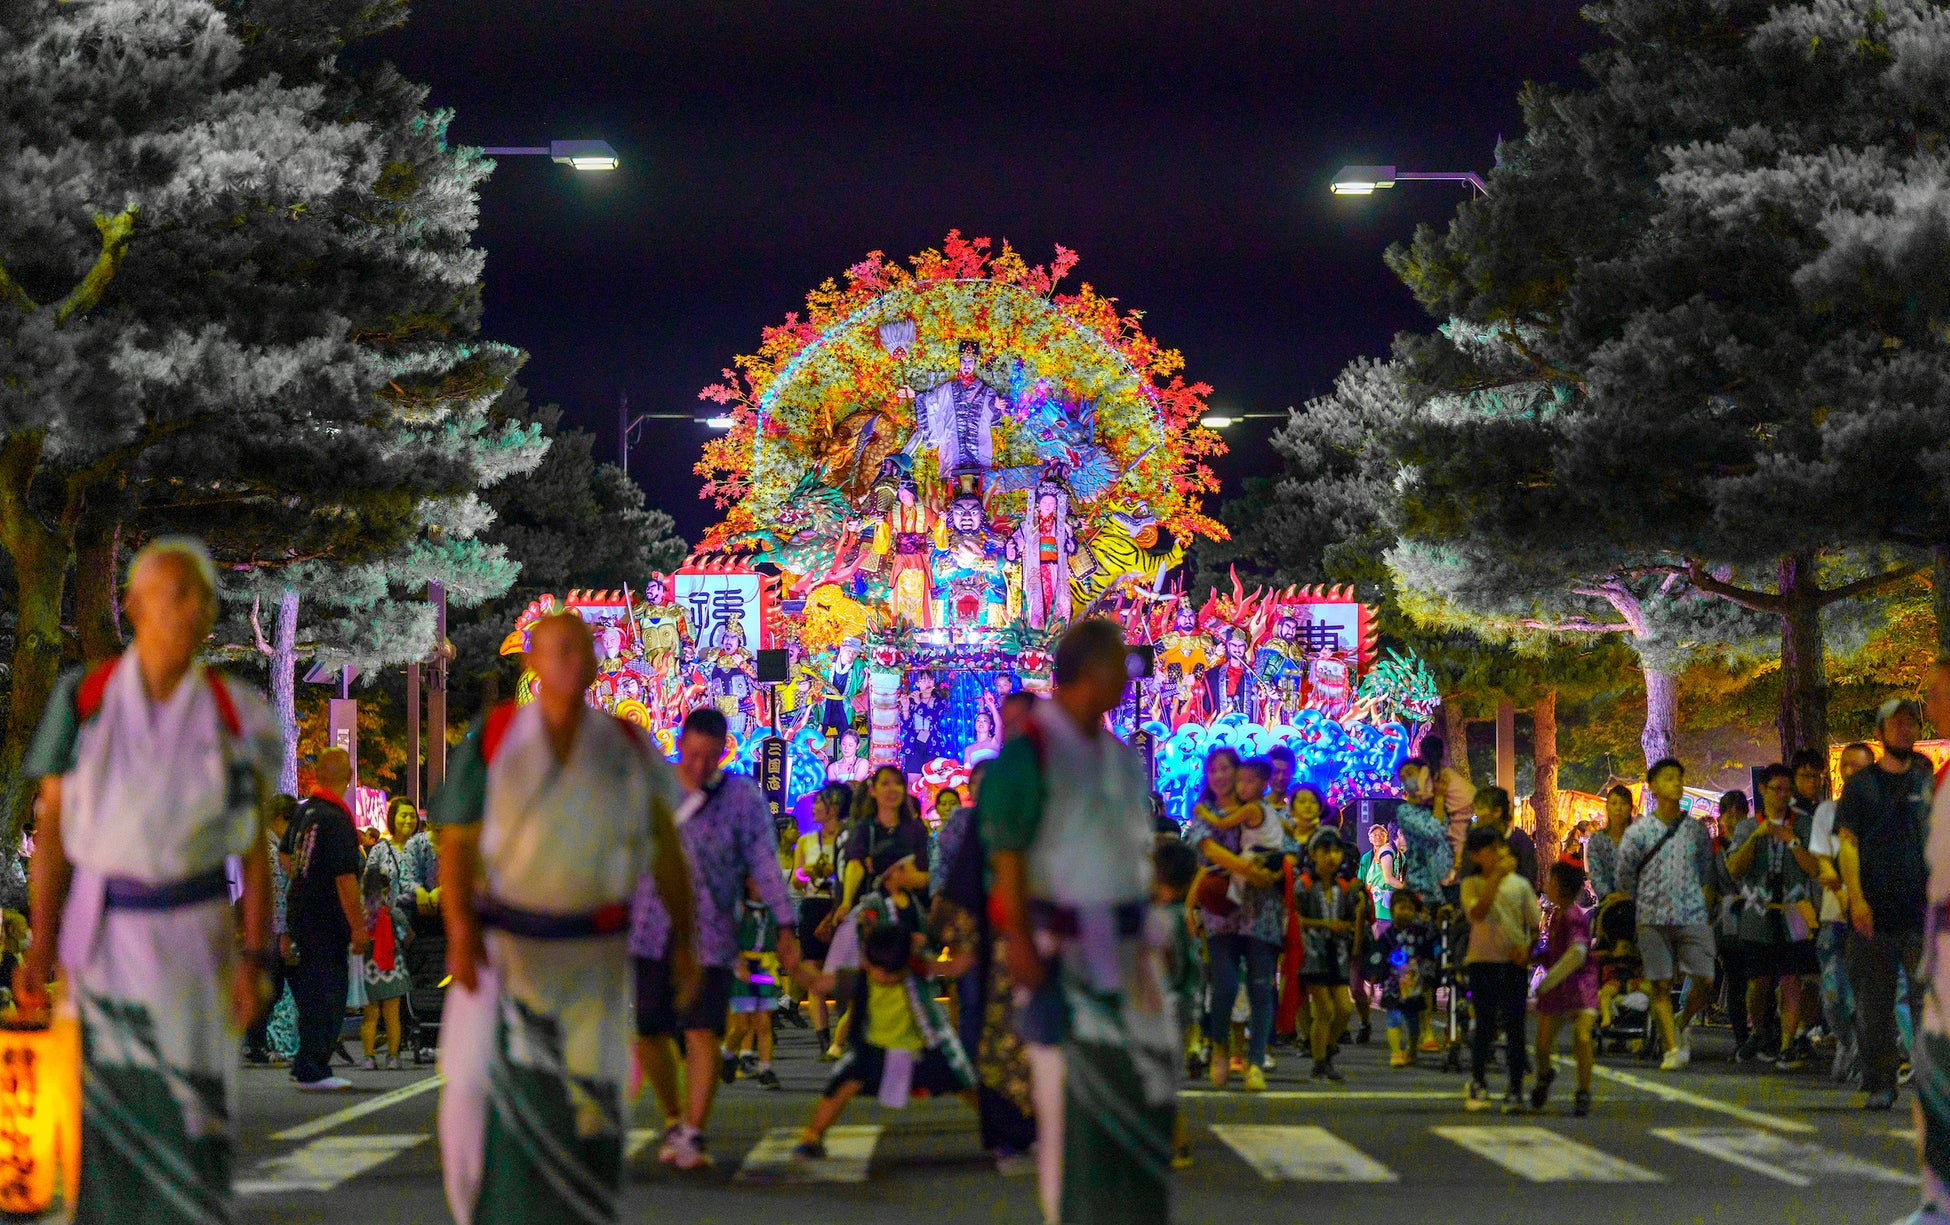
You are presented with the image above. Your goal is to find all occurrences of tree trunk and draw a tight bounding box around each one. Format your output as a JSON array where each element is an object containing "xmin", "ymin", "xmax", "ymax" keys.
[
  {"xmin": 1441, "ymin": 699, "xmax": 1473, "ymax": 783},
  {"xmin": 1641, "ymin": 665, "xmax": 1678, "ymax": 771},
  {"xmin": 73, "ymin": 503, "xmax": 121, "ymax": 662},
  {"xmin": 1776, "ymin": 552, "xmax": 1828, "ymax": 764},
  {"xmin": 1532, "ymin": 689, "xmax": 1561, "ymax": 872},
  {"xmin": 272, "ymin": 588, "xmax": 300, "ymax": 794},
  {"xmin": 0, "ymin": 434, "xmax": 77, "ymax": 848},
  {"xmin": 1495, "ymin": 697, "xmax": 1517, "ymax": 795},
  {"xmin": 1936, "ymin": 543, "xmax": 1950, "ymax": 655}
]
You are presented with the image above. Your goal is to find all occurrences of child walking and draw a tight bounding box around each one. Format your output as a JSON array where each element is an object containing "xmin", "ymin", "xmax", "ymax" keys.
[
  {"xmin": 725, "ymin": 879, "xmax": 784, "ymax": 1090},
  {"xmin": 1365, "ymin": 888, "xmax": 1439, "ymax": 1068},
  {"xmin": 1293, "ymin": 829, "xmax": 1361, "ymax": 1081},
  {"xmin": 1460, "ymin": 821, "xmax": 1541, "ymax": 1111},
  {"xmin": 1532, "ymin": 861, "xmax": 1598, "ymax": 1116},
  {"xmin": 791, "ymin": 921, "xmax": 974, "ymax": 1160}
]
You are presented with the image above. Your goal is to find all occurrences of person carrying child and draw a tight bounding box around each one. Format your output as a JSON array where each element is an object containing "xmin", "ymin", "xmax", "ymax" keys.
[
  {"xmin": 1199, "ymin": 757, "xmax": 1285, "ymax": 908},
  {"xmin": 792, "ymin": 921, "xmax": 975, "ymax": 1159},
  {"xmin": 1364, "ymin": 888, "xmax": 1439, "ymax": 1067},
  {"xmin": 1461, "ymin": 823, "xmax": 1542, "ymax": 1111},
  {"xmin": 725, "ymin": 877, "xmax": 784, "ymax": 1090},
  {"xmin": 1394, "ymin": 757, "xmax": 1455, "ymax": 912},
  {"xmin": 1293, "ymin": 828, "xmax": 1361, "ymax": 1081},
  {"xmin": 1532, "ymin": 860, "xmax": 1598, "ymax": 1116}
]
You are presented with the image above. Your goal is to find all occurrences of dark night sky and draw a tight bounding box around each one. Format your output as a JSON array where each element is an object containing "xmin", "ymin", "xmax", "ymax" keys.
[{"xmin": 367, "ymin": 2, "xmax": 1599, "ymax": 546}]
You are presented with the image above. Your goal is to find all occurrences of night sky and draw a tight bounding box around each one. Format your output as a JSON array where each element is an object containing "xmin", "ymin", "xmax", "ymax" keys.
[{"xmin": 367, "ymin": 2, "xmax": 1599, "ymax": 546}]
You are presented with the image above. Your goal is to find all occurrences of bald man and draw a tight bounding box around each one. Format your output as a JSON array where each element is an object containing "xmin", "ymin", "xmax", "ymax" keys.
[
  {"xmin": 17, "ymin": 536, "xmax": 282, "ymax": 1225},
  {"xmin": 430, "ymin": 613, "xmax": 696, "ymax": 1225},
  {"xmin": 283, "ymin": 745, "xmax": 367, "ymax": 1090}
]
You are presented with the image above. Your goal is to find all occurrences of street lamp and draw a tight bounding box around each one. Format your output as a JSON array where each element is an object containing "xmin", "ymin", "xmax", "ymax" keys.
[
  {"xmin": 1201, "ymin": 412, "xmax": 1287, "ymax": 428},
  {"xmin": 617, "ymin": 393, "xmax": 737, "ymax": 480},
  {"xmin": 481, "ymin": 138, "xmax": 620, "ymax": 171},
  {"xmin": 1331, "ymin": 164, "xmax": 1487, "ymax": 196}
]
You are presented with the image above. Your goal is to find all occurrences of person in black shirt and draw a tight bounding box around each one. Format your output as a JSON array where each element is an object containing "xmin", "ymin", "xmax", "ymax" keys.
[
  {"xmin": 1462, "ymin": 786, "xmax": 1539, "ymax": 890},
  {"xmin": 1836, "ymin": 699, "xmax": 1934, "ymax": 1109},
  {"xmin": 837, "ymin": 765, "xmax": 932, "ymax": 917},
  {"xmin": 282, "ymin": 748, "xmax": 367, "ymax": 1090}
]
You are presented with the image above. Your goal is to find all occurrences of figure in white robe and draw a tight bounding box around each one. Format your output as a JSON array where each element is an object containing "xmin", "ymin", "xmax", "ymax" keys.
[{"xmin": 903, "ymin": 340, "xmax": 1002, "ymax": 477}]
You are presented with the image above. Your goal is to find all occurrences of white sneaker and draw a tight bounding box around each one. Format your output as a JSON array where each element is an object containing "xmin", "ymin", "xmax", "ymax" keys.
[
  {"xmin": 296, "ymin": 1076, "xmax": 354, "ymax": 1092},
  {"xmin": 360, "ymin": 1057, "xmax": 377, "ymax": 1071},
  {"xmin": 1659, "ymin": 1044, "xmax": 1690, "ymax": 1072},
  {"xmin": 385, "ymin": 1055, "xmax": 402, "ymax": 1071},
  {"xmin": 658, "ymin": 1126, "xmax": 712, "ymax": 1170}
]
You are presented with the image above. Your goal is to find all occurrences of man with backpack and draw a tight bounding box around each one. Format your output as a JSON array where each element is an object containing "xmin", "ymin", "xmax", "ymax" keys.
[
  {"xmin": 983, "ymin": 619, "xmax": 1174, "ymax": 1225},
  {"xmin": 1837, "ymin": 697, "xmax": 1935, "ymax": 1110},
  {"xmin": 1617, "ymin": 757, "xmax": 1717, "ymax": 1071},
  {"xmin": 14, "ymin": 538, "xmax": 283, "ymax": 1225}
]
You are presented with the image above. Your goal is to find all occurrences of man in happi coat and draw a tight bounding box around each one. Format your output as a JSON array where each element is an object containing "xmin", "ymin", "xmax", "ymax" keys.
[
  {"xmin": 983, "ymin": 618, "xmax": 1178, "ymax": 1225},
  {"xmin": 431, "ymin": 613, "xmax": 697, "ymax": 1225},
  {"xmin": 17, "ymin": 538, "xmax": 282, "ymax": 1225}
]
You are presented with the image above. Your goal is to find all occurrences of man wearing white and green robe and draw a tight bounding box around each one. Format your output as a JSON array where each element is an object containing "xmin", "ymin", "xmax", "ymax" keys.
[
  {"xmin": 983, "ymin": 620, "xmax": 1178, "ymax": 1225},
  {"xmin": 430, "ymin": 641, "xmax": 694, "ymax": 1225},
  {"xmin": 20, "ymin": 546, "xmax": 281, "ymax": 1225}
]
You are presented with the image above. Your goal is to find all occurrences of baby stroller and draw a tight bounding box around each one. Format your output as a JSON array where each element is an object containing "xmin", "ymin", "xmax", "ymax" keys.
[
  {"xmin": 1591, "ymin": 896, "xmax": 1657, "ymax": 1059},
  {"xmin": 402, "ymin": 921, "xmax": 447, "ymax": 1063},
  {"xmin": 1434, "ymin": 900, "xmax": 1473, "ymax": 1073}
]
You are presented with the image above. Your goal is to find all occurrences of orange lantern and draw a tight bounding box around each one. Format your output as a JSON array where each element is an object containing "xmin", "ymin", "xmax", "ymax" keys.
[{"xmin": 0, "ymin": 1014, "xmax": 82, "ymax": 1216}]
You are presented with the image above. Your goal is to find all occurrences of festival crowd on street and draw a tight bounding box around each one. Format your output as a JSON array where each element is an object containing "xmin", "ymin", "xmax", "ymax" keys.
[{"xmin": 0, "ymin": 535, "xmax": 1944, "ymax": 1224}]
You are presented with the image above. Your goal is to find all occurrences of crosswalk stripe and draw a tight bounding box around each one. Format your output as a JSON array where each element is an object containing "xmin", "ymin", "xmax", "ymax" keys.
[
  {"xmin": 734, "ymin": 1125, "xmax": 883, "ymax": 1184},
  {"xmin": 1651, "ymin": 1126, "xmax": 1916, "ymax": 1187},
  {"xmin": 626, "ymin": 1128, "xmax": 660, "ymax": 1159},
  {"xmin": 272, "ymin": 1074, "xmax": 445, "ymax": 1142},
  {"xmin": 1211, "ymin": 1124, "xmax": 1398, "ymax": 1181},
  {"xmin": 1433, "ymin": 1125, "xmax": 1663, "ymax": 1182},
  {"xmin": 1589, "ymin": 1064, "xmax": 1814, "ymax": 1134},
  {"xmin": 237, "ymin": 1133, "xmax": 427, "ymax": 1194}
]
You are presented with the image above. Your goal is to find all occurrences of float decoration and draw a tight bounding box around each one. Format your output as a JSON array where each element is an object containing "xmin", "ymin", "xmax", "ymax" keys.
[{"xmin": 504, "ymin": 235, "xmax": 1433, "ymax": 815}]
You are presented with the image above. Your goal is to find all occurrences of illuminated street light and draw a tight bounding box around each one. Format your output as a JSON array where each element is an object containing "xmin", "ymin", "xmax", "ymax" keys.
[
  {"xmin": 481, "ymin": 138, "xmax": 620, "ymax": 171},
  {"xmin": 1332, "ymin": 163, "xmax": 1487, "ymax": 196},
  {"xmin": 1201, "ymin": 412, "xmax": 1285, "ymax": 428},
  {"xmin": 702, "ymin": 416, "xmax": 735, "ymax": 430}
]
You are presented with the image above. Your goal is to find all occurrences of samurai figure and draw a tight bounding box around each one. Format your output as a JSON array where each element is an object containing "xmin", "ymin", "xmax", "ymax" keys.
[{"xmin": 1008, "ymin": 475, "xmax": 1076, "ymax": 629}]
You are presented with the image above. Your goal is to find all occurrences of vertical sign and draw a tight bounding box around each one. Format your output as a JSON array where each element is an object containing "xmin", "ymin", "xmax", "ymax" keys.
[
  {"xmin": 328, "ymin": 697, "xmax": 359, "ymax": 792},
  {"xmin": 1129, "ymin": 728, "xmax": 1156, "ymax": 787},
  {"xmin": 760, "ymin": 735, "xmax": 789, "ymax": 833}
]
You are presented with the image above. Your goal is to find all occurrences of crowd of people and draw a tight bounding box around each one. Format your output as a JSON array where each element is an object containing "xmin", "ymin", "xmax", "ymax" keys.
[{"xmin": 13, "ymin": 532, "xmax": 1950, "ymax": 1225}]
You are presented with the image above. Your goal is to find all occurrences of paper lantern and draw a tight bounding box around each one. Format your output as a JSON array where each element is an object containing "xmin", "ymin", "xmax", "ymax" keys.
[{"xmin": 0, "ymin": 1014, "xmax": 81, "ymax": 1216}]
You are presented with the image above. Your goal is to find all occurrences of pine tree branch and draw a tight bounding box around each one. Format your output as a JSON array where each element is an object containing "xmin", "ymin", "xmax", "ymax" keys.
[
  {"xmin": 250, "ymin": 595, "xmax": 273, "ymax": 657},
  {"xmin": 1813, "ymin": 563, "xmax": 1919, "ymax": 608},
  {"xmin": 54, "ymin": 207, "xmax": 139, "ymax": 329},
  {"xmin": 0, "ymin": 260, "xmax": 37, "ymax": 314},
  {"xmin": 1683, "ymin": 559, "xmax": 1788, "ymax": 614},
  {"xmin": 1517, "ymin": 616, "xmax": 1635, "ymax": 634}
]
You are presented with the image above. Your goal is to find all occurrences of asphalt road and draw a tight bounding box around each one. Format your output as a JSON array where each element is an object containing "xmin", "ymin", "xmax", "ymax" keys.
[{"xmin": 232, "ymin": 1022, "xmax": 1923, "ymax": 1225}]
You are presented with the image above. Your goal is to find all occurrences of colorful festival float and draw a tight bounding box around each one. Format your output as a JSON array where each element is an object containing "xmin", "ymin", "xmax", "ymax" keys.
[{"xmin": 501, "ymin": 235, "xmax": 1439, "ymax": 820}]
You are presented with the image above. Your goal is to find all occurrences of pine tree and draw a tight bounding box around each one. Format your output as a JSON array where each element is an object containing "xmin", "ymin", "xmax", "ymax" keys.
[
  {"xmin": 0, "ymin": 0, "xmax": 382, "ymax": 834},
  {"xmin": 447, "ymin": 384, "xmax": 688, "ymax": 727},
  {"xmin": 1386, "ymin": 0, "xmax": 1949, "ymax": 760}
]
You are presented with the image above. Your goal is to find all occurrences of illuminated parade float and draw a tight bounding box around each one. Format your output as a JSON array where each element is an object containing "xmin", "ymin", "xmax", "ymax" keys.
[{"xmin": 503, "ymin": 235, "xmax": 1437, "ymax": 818}]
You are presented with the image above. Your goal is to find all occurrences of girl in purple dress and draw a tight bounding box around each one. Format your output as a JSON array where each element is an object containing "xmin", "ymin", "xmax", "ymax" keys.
[{"xmin": 1532, "ymin": 860, "xmax": 1600, "ymax": 1115}]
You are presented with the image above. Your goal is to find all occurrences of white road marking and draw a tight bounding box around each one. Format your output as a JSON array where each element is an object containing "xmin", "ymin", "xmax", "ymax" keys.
[
  {"xmin": 1179, "ymin": 1089, "xmax": 1470, "ymax": 1101},
  {"xmin": 1433, "ymin": 1125, "xmax": 1663, "ymax": 1182},
  {"xmin": 626, "ymin": 1127, "xmax": 660, "ymax": 1158},
  {"xmin": 1590, "ymin": 1064, "xmax": 1816, "ymax": 1133},
  {"xmin": 735, "ymin": 1124, "xmax": 882, "ymax": 1184},
  {"xmin": 1890, "ymin": 1128, "xmax": 1919, "ymax": 1141},
  {"xmin": 272, "ymin": 1074, "xmax": 445, "ymax": 1142},
  {"xmin": 1651, "ymin": 1126, "xmax": 1916, "ymax": 1187},
  {"xmin": 1211, "ymin": 1124, "xmax": 1397, "ymax": 1182},
  {"xmin": 237, "ymin": 1134, "xmax": 426, "ymax": 1193}
]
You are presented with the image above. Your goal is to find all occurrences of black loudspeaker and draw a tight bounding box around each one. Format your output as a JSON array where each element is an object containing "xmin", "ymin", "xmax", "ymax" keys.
[{"xmin": 756, "ymin": 648, "xmax": 789, "ymax": 683}]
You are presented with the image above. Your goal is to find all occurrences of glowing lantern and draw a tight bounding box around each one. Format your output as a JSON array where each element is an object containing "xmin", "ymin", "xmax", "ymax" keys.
[{"xmin": 0, "ymin": 1014, "xmax": 81, "ymax": 1216}]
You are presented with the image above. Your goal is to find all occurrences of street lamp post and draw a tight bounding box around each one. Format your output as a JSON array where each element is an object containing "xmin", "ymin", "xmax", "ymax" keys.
[
  {"xmin": 407, "ymin": 137, "xmax": 623, "ymax": 804},
  {"xmin": 617, "ymin": 392, "xmax": 735, "ymax": 480},
  {"xmin": 481, "ymin": 139, "xmax": 621, "ymax": 171},
  {"xmin": 1331, "ymin": 164, "xmax": 1488, "ymax": 196},
  {"xmin": 1200, "ymin": 412, "xmax": 1288, "ymax": 428}
]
